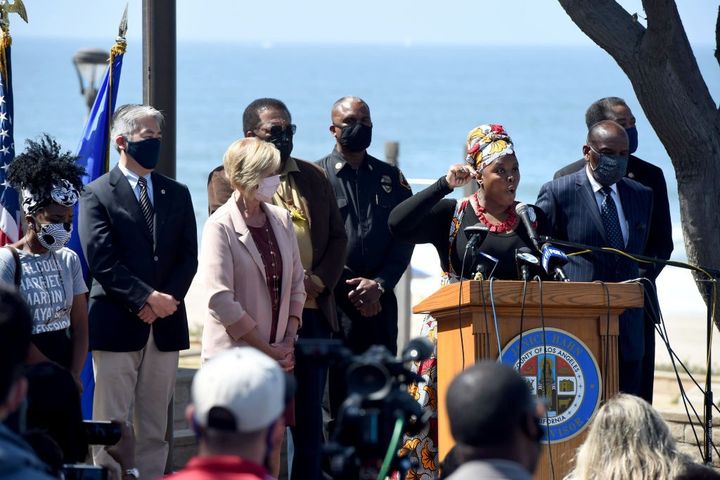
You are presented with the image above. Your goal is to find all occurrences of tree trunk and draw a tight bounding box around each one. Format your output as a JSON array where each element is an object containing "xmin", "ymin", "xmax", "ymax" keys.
[{"xmin": 558, "ymin": 0, "xmax": 720, "ymax": 327}]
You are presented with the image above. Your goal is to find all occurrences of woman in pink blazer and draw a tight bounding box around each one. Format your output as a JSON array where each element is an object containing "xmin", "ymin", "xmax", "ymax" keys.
[{"xmin": 199, "ymin": 138, "xmax": 306, "ymax": 366}]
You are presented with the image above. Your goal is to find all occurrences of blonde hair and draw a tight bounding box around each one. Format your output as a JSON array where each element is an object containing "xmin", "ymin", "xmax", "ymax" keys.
[
  {"xmin": 566, "ymin": 394, "xmax": 688, "ymax": 480},
  {"xmin": 223, "ymin": 138, "xmax": 280, "ymax": 194}
]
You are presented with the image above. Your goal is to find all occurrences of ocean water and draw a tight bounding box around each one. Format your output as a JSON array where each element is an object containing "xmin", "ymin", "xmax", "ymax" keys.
[{"xmin": 10, "ymin": 39, "xmax": 720, "ymax": 260}]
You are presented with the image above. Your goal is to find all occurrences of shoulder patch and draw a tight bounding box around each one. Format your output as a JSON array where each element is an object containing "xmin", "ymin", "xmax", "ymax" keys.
[
  {"xmin": 398, "ymin": 170, "xmax": 411, "ymax": 191},
  {"xmin": 380, "ymin": 174, "xmax": 392, "ymax": 193}
]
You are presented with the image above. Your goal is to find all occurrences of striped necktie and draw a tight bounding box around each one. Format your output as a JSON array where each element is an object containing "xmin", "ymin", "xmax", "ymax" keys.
[{"xmin": 137, "ymin": 176, "xmax": 154, "ymax": 236}]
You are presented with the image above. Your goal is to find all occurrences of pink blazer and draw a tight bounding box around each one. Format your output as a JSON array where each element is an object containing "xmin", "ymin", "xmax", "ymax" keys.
[{"xmin": 199, "ymin": 191, "xmax": 306, "ymax": 362}]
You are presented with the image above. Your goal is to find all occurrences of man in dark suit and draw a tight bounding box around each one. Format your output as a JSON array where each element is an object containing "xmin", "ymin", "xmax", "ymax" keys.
[
  {"xmin": 553, "ymin": 97, "xmax": 672, "ymax": 402},
  {"xmin": 79, "ymin": 104, "xmax": 198, "ymax": 480},
  {"xmin": 207, "ymin": 98, "xmax": 347, "ymax": 480},
  {"xmin": 536, "ymin": 120, "xmax": 653, "ymax": 396}
]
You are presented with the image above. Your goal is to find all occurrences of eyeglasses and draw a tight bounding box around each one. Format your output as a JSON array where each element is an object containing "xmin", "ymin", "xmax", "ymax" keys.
[{"xmin": 256, "ymin": 124, "xmax": 297, "ymax": 138}]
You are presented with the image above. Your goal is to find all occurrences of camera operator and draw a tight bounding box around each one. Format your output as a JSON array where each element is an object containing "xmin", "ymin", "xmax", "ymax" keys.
[
  {"xmin": 166, "ymin": 347, "xmax": 293, "ymax": 480},
  {"xmin": 0, "ymin": 284, "xmax": 56, "ymax": 479}
]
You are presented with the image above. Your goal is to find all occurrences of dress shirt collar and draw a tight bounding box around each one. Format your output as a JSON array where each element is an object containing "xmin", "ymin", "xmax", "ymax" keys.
[
  {"xmin": 117, "ymin": 162, "xmax": 153, "ymax": 191},
  {"xmin": 330, "ymin": 148, "xmax": 371, "ymax": 173}
]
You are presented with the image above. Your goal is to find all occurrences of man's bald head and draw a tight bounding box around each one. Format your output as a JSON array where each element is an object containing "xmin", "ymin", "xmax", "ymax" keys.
[
  {"xmin": 584, "ymin": 120, "xmax": 630, "ymax": 186},
  {"xmin": 587, "ymin": 120, "xmax": 628, "ymax": 150},
  {"xmin": 447, "ymin": 361, "xmax": 535, "ymax": 447},
  {"xmin": 329, "ymin": 96, "xmax": 373, "ymax": 157},
  {"xmin": 331, "ymin": 96, "xmax": 370, "ymax": 124}
]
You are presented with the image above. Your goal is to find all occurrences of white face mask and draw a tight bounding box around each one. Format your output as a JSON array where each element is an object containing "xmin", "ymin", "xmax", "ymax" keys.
[
  {"xmin": 36, "ymin": 222, "xmax": 72, "ymax": 251},
  {"xmin": 255, "ymin": 175, "xmax": 281, "ymax": 203}
]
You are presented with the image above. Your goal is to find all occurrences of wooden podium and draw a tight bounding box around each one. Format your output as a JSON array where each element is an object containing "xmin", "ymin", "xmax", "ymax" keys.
[{"xmin": 413, "ymin": 280, "xmax": 644, "ymax": 480}]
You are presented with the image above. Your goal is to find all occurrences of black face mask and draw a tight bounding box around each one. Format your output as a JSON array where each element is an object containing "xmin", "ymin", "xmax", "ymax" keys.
[
  {"xmin": 126, "ymin": 138, "xmax": 161, "ymax": 170},
  {"xmin": 338, "ymin": 123, "xmax": 372, "ymax": 152},
  {"xmin": 268, "ymin": 132, "xmax": 293, "ymax": 162}
]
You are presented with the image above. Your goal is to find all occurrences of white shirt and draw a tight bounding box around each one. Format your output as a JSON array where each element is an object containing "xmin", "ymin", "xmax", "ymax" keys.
[
  {"xmin": 117, "ymin": 162, "xmax": 154, "ymax": 207},
  {"xmin": 585, "ymin": 166, "xmax": 628, "ymax": 246}
]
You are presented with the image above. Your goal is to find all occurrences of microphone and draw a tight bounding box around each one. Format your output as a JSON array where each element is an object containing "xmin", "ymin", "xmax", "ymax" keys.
[
  {"xmin": 515, "ymin": 203, "xmax": 541, "ymax": 252},
  {"xmin": 464, "ymin": 224, "xmax": 490, "ymax": 253},
  {"xmin": 515, "ymin": 247, "xmax": 540, "ymax": 281},
  {"xmin": 475, "ymin": 251, "xmax": 499, "ymax": 280},
  {"xmin": 401, "ymin": 337, "xmax": 434, "ymax": 363},
  {"xmin": 541, "ymin": 244, "xmax": 570, "ymax": 281}
]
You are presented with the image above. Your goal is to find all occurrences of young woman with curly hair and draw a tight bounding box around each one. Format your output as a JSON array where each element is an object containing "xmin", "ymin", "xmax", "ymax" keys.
[{"xmin": 0, "ymin": 134, "xmax": 88, "ymax": 391}]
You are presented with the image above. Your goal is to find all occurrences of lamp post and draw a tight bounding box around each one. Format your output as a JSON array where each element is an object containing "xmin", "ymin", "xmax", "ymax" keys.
[{"xmin": 72, "ymin": 48, "xmax": 109, "ymax": 113}]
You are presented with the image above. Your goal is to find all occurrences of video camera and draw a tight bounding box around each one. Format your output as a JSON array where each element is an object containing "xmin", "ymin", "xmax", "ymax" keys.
[
  {"xmin": 296, "ymin": 337, "xmax": 433, "ymax": 480},
  {"xmin": 61, "ymin": 421, "xmax": 123, "ymax": 480}
]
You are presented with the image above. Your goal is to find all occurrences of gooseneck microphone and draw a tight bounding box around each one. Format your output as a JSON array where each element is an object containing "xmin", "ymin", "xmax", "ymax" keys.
[
  {"xmin": 464, "ymin": 224, "xmax": 490, "ymax": 253},
  {"xmin": 541, "ymin": 244, "xmax": 570, "ymax": 281},
  {"xmin": 515, "ymin": 247, "xmax": 540, "ymax": 281},
  {"xmin": 515, "ymin": 203, "xmax": 541, "ymax": 252}
]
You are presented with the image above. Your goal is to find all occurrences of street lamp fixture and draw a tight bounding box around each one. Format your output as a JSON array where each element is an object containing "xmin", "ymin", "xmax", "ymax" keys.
[{"xmin": 72, "ymin": 48, "xmax": 109, "ymax": 112}]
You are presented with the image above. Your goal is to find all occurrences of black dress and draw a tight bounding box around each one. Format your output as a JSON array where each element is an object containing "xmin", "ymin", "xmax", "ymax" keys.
[
  {"xmin": 388, "ymin": 176, "xmax": 549, "ymax": 280},
  {"xmin": 387, "ymin": 175, "xmax": 551, "ymax": 478}
]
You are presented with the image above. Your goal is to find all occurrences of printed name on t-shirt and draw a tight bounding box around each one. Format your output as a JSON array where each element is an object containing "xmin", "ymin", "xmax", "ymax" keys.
[{"xmin": 19, "ymin": 256, "xmax": 70, "ymax": 333}]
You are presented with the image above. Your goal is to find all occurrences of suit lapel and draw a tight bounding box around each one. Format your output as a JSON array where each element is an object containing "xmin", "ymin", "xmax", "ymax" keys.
[
  {"xmin": 229, "ymin": 192, "xmax": 267, "ymax": 281},
  {"xmin": 617, "ymin": 180, "xmax": 643, "ymax": 253},
  {"xmin": 110, "ymin": 166, "xmax": 153, "ymax": 244},
  {"xmin": 575, "ymin": 171, "xmax": 607, "ymax": 243},
  {"xmin": 289, "ymin": 170, "xmax": 313, "ymax": 226},
  {"xmin": 152, "ymin": 173, "xmax": 169, "ymax": 233}
]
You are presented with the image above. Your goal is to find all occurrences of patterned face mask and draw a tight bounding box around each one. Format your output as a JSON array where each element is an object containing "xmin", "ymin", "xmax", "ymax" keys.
[{"xmin": 35, "ymin": 222, "xmax": 73, "ymax": 251}]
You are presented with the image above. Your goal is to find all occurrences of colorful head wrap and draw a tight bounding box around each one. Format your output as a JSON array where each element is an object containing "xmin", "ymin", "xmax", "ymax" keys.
[
  {"xmin": 21, "ymin": 179, "xmax": 79, "ymax": 214},
  {"xmin": 465, "ymin": 124, "xmax": 514, "ymax": 172}
]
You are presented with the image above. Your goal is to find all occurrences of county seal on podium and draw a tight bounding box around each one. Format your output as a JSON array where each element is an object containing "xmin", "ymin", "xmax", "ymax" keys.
[{"xmin": 500, "ymin": 327, "xmax": 602, "ymax": 443}]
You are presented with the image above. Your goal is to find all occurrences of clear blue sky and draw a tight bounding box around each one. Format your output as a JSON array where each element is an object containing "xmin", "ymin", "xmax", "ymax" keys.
[{"xmin": 9, "ymin": 0, "xmax": 715, "ymax": 46}]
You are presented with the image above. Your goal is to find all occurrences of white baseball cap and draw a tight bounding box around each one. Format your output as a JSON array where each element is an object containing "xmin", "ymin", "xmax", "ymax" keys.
[{"xmin": 192, "ymin": 347, "xmax": 289, "ymax": 433}]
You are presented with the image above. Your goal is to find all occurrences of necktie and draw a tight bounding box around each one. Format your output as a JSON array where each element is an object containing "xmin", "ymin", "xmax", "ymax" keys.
[
  {"xmin": 137, "ymin": 176, "xmax": 154, "ymax": 236},
  {"xmin": 600, "ymin": 186, "xmax": 624, "ymax": 249}
]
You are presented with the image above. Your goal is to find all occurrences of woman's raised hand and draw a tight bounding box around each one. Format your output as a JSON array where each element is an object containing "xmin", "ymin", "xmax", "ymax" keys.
[{"xmin": 445, "ymin": 164, "xmax": 477, "ymax": 189}]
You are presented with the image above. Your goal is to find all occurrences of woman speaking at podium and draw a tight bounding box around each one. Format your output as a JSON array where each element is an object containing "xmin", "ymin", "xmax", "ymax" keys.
[{"xmin": 388, "ymin": 123, "xmax": 549, "ymax": 478}]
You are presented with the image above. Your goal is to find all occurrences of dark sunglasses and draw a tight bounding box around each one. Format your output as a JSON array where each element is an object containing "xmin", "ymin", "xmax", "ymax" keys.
[{"xmin": 265, "ymin": 124, "xmax": 297, "ymax": 137}]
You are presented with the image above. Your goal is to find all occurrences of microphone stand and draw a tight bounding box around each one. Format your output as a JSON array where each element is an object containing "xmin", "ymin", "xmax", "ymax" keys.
[{"xmin": 540, "ymin": 235, "xmax": 720, "ymax": 464}]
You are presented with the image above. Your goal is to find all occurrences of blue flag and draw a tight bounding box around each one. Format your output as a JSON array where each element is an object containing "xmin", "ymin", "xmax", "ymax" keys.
[
  {"xmin": 68, "ymin": 49, "xmax": 124, "ymax": 278},
  {"xmin": 69, "ymin": 44, "xmax": 124, "ymax": 419}
]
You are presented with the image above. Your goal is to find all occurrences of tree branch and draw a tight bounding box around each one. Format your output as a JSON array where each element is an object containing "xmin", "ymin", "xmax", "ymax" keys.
[
  {"xmin": 642, "ymin": 0, "xmax": 677, "ymax": 50},
  {"xmin": 558, "ymin": 0, "xmax": 644, "ymax": 64},
  {"xmin": 642, "ymin": 0, "xmax": 717, "ymax": 116}
]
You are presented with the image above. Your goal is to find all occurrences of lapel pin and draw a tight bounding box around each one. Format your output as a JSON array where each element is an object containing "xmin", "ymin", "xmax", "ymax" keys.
[{"xmin": 335, "ymin": 162, "xmax": 343, "ymax": 170}]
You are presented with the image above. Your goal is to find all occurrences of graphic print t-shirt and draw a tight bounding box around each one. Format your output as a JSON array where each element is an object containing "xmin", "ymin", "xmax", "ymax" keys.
[{"xmin": 0, "ymin": 247, "xmax": 88, "ymax": 334}]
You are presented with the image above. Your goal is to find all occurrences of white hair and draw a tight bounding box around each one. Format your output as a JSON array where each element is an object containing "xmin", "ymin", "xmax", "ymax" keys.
[{"xmin": 110, "ymin": 104, "xmax": 164, "ymax": 152}]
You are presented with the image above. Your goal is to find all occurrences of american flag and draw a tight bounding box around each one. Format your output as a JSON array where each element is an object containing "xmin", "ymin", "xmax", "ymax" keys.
[{"xmin": 0, "ymin": 37, "xmax": 20, "ymax": 246}]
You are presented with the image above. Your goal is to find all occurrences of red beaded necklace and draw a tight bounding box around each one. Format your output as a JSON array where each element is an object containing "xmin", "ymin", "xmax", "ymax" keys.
[{"xmin": 471, "ymin": 192, "xmax": 519, "ymax": 233}]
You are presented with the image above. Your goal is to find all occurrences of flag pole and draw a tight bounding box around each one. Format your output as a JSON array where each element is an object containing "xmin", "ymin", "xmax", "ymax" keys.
[
  {"xmin": 0, "ymin": 0, "xmax": 27, "ymax": 246},
  {"xmin": 105, "ymin": 5, "xmax": 128, "ymax": 172}
]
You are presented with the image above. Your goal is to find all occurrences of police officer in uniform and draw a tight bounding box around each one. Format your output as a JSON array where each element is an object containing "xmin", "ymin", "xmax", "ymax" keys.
[{"xmin": 317, "ymin": 96, "xmax": 414, "ymax": 417}]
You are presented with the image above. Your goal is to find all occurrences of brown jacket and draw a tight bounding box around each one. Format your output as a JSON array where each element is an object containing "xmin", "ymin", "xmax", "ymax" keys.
[{"xmin": 207, "ymin": 158, "xmax": 347, "ymax": 331}]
